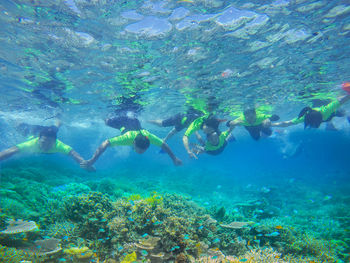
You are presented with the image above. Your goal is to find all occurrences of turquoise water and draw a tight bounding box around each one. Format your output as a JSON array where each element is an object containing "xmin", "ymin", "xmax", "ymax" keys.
[{"xmin": 1, "ymin": 0, "xmax": 350, "ymax": 262}]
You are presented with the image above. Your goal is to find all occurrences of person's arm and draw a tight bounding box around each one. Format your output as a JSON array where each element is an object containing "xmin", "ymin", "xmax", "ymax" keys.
[
  {"xmin": 183, "ymin": 135, "xmax": 198, "ymax": 159},
  {"xmin": 87, "ymin": 140, "xmax": 110, "ymax": 165},
  {"xmin": 69, "ymin": 150, "xmax": 96, "ymax": 172},
  {"xmin": 223, "ymin": 125, "xmax": 235, "ymax": 142},
  {"xmin": 0, "ymin": 146, "xmax": 20, "ymax": 161},
  {"xmin": 227, "ymin": 118, "xmax": 243, "ymax": 128},
  {"xmin": 161, "ymin": 143, "xmax": 182, "ymax": 166},
  {"xmin": 195, "ymin": 131, "xmax": 205, "ymax": 146},
  {"xmin": 271, "ymin": 120, "xmax": 296, "ymax": 127},
  {"xmin": 163, "ymin": 127, "xmax": 177, "ymax": 142},
  {"xmin": 338, "ymin": 95, "xmax": 350, "ymax": 105}
]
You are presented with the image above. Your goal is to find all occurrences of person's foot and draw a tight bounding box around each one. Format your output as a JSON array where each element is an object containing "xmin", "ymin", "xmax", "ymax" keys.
[
  {"xmin": 325, "ymin": 122, "xmax": 337, "ymax": 131},
  {"xmin": 148, "ymin": 120, "xmax": 163, "ymax": 126}
]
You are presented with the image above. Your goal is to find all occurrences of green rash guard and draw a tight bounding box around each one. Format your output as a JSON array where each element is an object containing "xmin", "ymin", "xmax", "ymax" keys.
[
  {"xmin": 16, "ymin": 138, "xmax": 73, "ymax": 154},
  {"xmin": 205, "ymin": 130, "xmax": 231, "ymax": 152},
  {"xmin": 184, "ymin": 115, "xmax": 209, "ymax": 137},
  {"xmin": 291, "ymin": 100, "xmax": 341, "ymax": 124},
  {"xmin": 237, "ymin": 113, "xmax": 272, "ymax": 126},
  {"xmin": 108, "ymin": 130, "xmax": 163, "ymax": 147}
]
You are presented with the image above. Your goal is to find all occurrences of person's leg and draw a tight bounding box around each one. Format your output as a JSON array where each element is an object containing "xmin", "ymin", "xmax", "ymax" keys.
[{"xmin": 148, "ymin": 120, "xmax": 163, "ymax": 127}]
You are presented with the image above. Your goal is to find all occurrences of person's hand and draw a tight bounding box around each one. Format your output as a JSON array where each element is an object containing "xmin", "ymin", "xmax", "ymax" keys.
[
  {"xmin": 262, "ymin": 119, "xmax": 272, "ymax": 127},
  {"xmin": 187, "ymin": 151, "xmax": 198, "ymax": 159},
  {"xmin": 173, "ymin": 157, "xmax": 183, "ymax": 166},
  {"xmin": 80, "ymin": 160, "xmax": 96, "ymax": 172}
]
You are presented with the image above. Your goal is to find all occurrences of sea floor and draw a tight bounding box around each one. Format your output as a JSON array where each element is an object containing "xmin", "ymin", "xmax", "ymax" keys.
[{"xmin": 0, "ymin": 159, "xmax": 349, "ymax": 263}]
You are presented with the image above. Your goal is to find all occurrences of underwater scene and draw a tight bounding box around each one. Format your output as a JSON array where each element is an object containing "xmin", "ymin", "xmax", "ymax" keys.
[{"xmin": 1, "ymin": 0, "xmax": 350, "ymax": 262}]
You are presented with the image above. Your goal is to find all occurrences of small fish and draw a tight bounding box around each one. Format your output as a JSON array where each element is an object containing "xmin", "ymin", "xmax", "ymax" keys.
[
  {"xmin": 100, "ymin": 218, "xmax": 107, "ymax": 222},
  {"xmin": 118, "ymin": 246, "xmax": 124, "ymax": 251},
  {"xmin": 142, "ymin": 233, "xmax": 148, "ymax": 238},
  {"xmin": 59, "ymin": 258, "xmax": 67, "ymax": 262},
  {"xmin": 265, "ymin": 231, "xmax": 280, "ymax": 237},
  {"xmin": 141, "ymin": 250, "xmax": 148, "ymax": 256},
  {"xmin": 275, "ymin": 225, "xmax": 283, "ymax": 230},
  {"xmin": 198, "ymin": 226, "xmax": 204, "ymax": 230},
  {"xmin": 89, "ymin": 218, "xmax": 99, "ymax": 222},
  {"xmin": 323, "ymin": 195, "xmax": 332, "ymax": 201},
  {"xmin": 128, "ymin": 217, "xmax": 134, "ymax": 222},
  {"xmin": 212, "ymin": 238, "xmax": 220, "ymax": 243},
  {"xmin": 98, "ymin": 228, "xmax": 105, "ymax": 233},
  {"xmin": 240, "ymin": 259, "xmax": 248, "ymax": 262},
  {"xmin": 63, "ymin": 236, "xmax": 69, "ymax": 241},
  {"xmin": 170, "ymin": 246, "xmax": 180, "ymax": 251},
  {"xmin": 184, "ymin": 234, "xmax": 190, "ymax": 240}
]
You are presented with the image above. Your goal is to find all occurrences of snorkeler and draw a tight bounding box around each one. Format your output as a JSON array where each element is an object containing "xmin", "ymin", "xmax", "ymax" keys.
[
  {"xmin": 272, "ymin": 86, "xmax": 350, "ymax": 129},
  {"xmin": 226, "ymin": 108, "xmax": 280, "ymax": 140},
  {"xmin": 83, "ymin": 115, "xmax": 182, "ymax": 167},
  {"xmin": 148, "ymin": 107, "xmax": 203, "ymax": 142},
  {"xmin": 183, "ymin": 114, "xmax": 225, "ymax": 159},
  {"xmin": 0, "ymin": 126, "xmax": 94, "ymax": 171},
  {"xmin": 191, "ymin": 125, "xmax": 235, "ymax": 156}
]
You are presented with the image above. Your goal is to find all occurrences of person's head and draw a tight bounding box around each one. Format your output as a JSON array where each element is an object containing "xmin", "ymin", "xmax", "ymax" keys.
[
  {"xmin": 243, "ymin": 108, "xmax": 256, "ymax": 124},
  {"xmin": 133, "ymin": 133, "xmax": 150, "ymax": 154},
  {"xmin": 298, "ymin": 107, "xmax": 322, "ymax": 129},
  {"xmin": 38, "ymin": 127, "xmax": 58, "ymax": 151},
  {"xmin": 202, "ymin": 116, "xmax": 220, "ymax": 135},
  {"xmin": 207, "ymin": 131, "xmax": 220, "ymax": 146}
]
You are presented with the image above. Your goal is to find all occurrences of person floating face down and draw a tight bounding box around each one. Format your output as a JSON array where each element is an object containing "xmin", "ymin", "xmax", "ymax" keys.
[
  {"xmin": 226, "ymin": 108, "xmax": 280, "ymax": 140},
  {"xmin": 183, "ymin": 114, "xmax": 228, "ymax": 159},
  {"xmin": 0, "ymin": 126, "xmax": 94, "ymax": 171},
  {"xmin": 191, "ymin": 117, "xmax": 235, "ymax": 157},
  {"xmin": 272, "ymin": 92, "xmax": 350, "ymax": 129},
  {"xmin": 148, "ymin": 107, "xmax": 203, "ymax": 142},
  {"xmin": 82, "ymin": 115, "xmax": 182, "ymax": 167}
]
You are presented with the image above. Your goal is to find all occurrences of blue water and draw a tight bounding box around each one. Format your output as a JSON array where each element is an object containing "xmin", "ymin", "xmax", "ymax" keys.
[{"xmin": 1, "ymin": 0, "xmax": 350, "ymax": 262}]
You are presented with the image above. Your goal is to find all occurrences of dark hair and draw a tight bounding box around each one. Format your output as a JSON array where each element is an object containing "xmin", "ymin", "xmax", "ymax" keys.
[
  {"xmin": 39, "ymin": 127, "xmax": 58, "ymax": 139},
  {"xmin": 203, "ymin": 116, "xmax": 220, "ymax": 132},
  {"xmin": 243, "ymin": 108, "xmax": 256, "ymax": 117},
  {"xmin": 299, "ymin": 107, "xmax": 322, "ymax": 129},
  {"xmin": 134, "ymin": 133, "xmax": 150, "ymax": 150}
]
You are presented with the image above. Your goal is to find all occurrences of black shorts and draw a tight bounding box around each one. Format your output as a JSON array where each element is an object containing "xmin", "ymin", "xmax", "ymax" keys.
[
  {"xmin": 162, "ymin": 113, "xmax": 186, "ymax": 131},
  {"xmin": 244, "ymin": 124, "xmax": 272, "ymax": 140},
  {"xmin": 105, "ymin": 116, "xmax": 141, "ymax": 133}
]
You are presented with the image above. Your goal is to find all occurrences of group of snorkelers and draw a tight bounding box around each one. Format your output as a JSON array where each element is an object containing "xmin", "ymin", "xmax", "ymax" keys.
[{"xmin": 0, "ymin": 84, "xmax": 349, "ymax": 170}]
